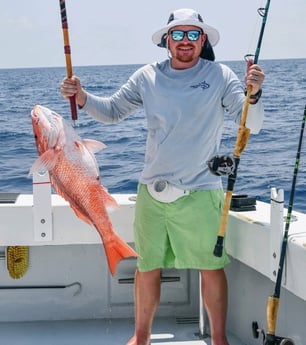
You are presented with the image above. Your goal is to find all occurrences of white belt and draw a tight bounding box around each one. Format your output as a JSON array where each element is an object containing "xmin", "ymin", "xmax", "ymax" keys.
[{"xmin": 147, "ymin": 180, "xmax": 190, "ymax": 203}]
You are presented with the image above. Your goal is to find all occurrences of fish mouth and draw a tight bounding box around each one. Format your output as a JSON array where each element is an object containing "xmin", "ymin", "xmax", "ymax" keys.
[
  {"xmin": 31, "ymin": 105, "xmax": 62, "ymax": 148},
  {"xmin": 32, "ymin": 105, "xmax": 61, "ymax": 126}
]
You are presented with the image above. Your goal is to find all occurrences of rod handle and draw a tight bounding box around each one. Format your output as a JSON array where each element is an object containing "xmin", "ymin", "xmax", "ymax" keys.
[{"xmin": 266, "ymin": 295, "xmax": 279, "ymax": 336}]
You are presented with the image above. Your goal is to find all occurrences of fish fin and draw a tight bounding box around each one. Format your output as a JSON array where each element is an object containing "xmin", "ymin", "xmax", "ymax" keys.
[
  {"xmin": 29, "ymin": 149, "xmax": 58, "ymax": 176},
  {"xmin": 103, "ymin": 234, "xmax": 139, "ymax": 276},
  {"xmin": 103, "ymin": 189, "xmax": 120, "ymax": 210},
  {"xmin": 82, "ymin": 139, "xmax": 107, "ymax": 153},
  {"xmin": 71, "ymin": 207, "xmax": 93, "ymax": 225}
]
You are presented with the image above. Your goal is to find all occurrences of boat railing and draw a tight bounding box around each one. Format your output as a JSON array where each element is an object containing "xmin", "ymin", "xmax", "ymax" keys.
[{"xmin": 32, "ymin": 171, "xmax": 53, "ymax": 242}]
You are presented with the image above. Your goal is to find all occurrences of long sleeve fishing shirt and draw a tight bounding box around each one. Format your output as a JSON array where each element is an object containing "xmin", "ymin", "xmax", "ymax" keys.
[{"xmin": 82, "ymin": 58, "xmax": 264, "ymax": 191}]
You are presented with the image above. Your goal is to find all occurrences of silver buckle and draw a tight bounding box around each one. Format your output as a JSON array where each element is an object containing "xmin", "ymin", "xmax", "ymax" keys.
[{"xmin": 153, "ymin": 180, "xmax": 167, "ymax": 193}]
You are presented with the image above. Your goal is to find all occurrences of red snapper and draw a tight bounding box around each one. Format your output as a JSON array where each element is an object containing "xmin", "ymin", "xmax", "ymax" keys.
[{"xmin": 29, "ymin": 105, "xmax": 138, "ymax": 276}]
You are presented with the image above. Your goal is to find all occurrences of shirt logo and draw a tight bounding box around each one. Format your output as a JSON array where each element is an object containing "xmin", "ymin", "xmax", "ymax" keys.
[{"xmin": 190, "ymin": 80, "xmax": 210, "ymax": 90}]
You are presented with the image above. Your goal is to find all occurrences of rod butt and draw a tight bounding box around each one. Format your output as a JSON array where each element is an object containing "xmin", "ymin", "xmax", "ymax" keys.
[{"xmin": 213, "ymin": 236, "xmax": 224, "ymax": 257}]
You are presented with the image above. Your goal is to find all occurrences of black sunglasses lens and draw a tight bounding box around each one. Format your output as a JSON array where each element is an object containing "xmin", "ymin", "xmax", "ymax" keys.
[
  {"xmin": 171, "ymin": 30, "xmax": 201, "ymax": 41},
  {"xmin": 187, "ymin": 31, "xmax": 200, "ymax": 41},
  {"xmin": 171, "ymin": 30, "xmax": 184, "ymax": 41}
]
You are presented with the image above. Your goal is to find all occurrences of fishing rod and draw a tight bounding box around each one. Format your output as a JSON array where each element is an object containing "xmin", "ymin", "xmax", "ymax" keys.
[
  {"xmin": 59, "ymin": 0, "xmax": 78, "ymax": 124},
  {"xmin": 253, "ymin": 106, "xmax": 306, "ymax": 345},
  {"xmin": 210, "ymin": 0, "xmax": 271, "ymax": 257}
]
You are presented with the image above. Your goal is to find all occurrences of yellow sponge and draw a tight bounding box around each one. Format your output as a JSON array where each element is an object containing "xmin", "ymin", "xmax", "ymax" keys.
[{"xmin": 7, "ymin": 246, "xmax": 29, "ymax": 279}]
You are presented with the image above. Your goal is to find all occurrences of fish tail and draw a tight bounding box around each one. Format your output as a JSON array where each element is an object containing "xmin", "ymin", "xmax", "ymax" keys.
[{"xmin": 103, "ymin": 234, "xmax": 139, "ymax": 276}]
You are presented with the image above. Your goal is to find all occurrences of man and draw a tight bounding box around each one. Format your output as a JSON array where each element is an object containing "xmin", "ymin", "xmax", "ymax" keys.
[{"xmin": 61, "ymin": 8, "xmax": 265, "ymax": 345}]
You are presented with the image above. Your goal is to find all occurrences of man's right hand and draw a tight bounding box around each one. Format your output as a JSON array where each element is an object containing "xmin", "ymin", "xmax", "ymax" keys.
[{"xmin": 60, "ymin": 76, "xmax": 87, "ymax": 108}]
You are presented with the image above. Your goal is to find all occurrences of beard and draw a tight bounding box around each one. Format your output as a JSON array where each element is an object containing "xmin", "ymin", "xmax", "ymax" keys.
[
  {"xmin": 175, "ymin": 55, "xmax": 194, "ymax": 63},
  {"xmin": 172, "ymin": 45, "xmax": 198, "ymax": 63}
]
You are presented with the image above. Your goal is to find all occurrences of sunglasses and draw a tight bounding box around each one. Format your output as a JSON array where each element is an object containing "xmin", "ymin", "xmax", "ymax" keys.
[{"xmin": 170, "ymin": 30, "xmax": 202, "ymax": 42}]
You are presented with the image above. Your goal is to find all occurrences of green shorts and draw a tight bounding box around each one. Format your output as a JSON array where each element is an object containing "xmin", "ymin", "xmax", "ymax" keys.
[{"xmin": 133, "ymin": 184, "xmax": 230, "ymax": 272}]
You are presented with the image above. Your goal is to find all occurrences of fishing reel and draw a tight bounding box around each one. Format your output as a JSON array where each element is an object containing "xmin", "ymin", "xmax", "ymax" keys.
[
  {"xmin": 207, "ymin": 155, "xmax": 236, "ymax": 176},
  {"xmin": 252, "ymin": 322, "xmax": 295, "ymax": 345}
]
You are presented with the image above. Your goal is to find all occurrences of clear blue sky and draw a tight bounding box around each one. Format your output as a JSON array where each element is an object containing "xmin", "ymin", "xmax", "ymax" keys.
[{"xmin": 1, "ymin": 0, "xmax": 305, "ymax": 68}]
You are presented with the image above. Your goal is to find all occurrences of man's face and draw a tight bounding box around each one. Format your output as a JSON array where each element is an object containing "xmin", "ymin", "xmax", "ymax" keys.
[{"xmin": 167, "ymin": 25, "xmax": 206, "ymax": 69}]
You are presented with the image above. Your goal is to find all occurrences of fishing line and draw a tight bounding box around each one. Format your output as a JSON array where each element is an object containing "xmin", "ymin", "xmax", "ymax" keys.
[{"xmin": 246, "ymin": 1, "xmax": 264, "ymax": 58}]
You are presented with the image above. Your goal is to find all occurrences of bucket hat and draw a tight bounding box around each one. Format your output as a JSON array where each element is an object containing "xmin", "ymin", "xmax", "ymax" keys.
[{"xmin": 152, "ymin": 8, "xmax": 220, "ymax": 48}]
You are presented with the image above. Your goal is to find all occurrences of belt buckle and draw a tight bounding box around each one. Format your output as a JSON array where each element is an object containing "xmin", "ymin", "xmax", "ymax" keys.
[{"xmin": 153, "ymin": 180, "xmax": 167, "ymax": 193}]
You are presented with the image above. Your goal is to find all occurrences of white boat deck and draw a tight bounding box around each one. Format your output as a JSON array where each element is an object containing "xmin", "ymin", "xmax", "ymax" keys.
[{"xmin": 0, "ymin": 318, "xmax": 246, "ymax": 345}]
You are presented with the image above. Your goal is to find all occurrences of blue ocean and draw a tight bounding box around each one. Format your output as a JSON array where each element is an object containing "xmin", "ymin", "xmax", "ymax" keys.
[{"xmin": 0, "ymin": 59, "xmax": 305, "ymax": 213}]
